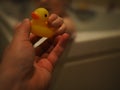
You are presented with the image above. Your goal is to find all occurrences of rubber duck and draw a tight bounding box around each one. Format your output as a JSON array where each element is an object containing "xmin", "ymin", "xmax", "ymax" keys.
[{"xmin": 31, "ymin": 8, "xmax": 55, "ymax": 38}]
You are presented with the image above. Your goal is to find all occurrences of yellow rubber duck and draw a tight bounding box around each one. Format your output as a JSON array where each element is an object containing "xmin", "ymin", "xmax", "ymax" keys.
[{"xmin": 31, "ymin": 8, "xmax": 55, "ymax": 38}]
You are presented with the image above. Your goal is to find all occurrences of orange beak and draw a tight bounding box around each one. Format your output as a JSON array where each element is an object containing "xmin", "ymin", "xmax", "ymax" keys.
[{"xmin": 31, "ymin": 12, "xmax": 40, "ymax": 19}]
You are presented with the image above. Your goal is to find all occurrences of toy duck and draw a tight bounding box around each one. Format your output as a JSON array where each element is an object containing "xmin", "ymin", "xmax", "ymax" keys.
[{"xmin": 31, "ymin": 8, "xmax": 55, "ymax": 38}]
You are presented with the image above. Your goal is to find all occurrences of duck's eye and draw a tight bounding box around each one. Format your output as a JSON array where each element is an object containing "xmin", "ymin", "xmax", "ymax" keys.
[{"xmin": 44, "ymin": 14, "xmax": 48, "ymax": 17}]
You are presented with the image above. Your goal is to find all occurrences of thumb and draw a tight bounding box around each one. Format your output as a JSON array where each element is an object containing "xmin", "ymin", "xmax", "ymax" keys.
[{"xmin": 14, "ymin": 18, "xmax": 31, "ymax": 41}]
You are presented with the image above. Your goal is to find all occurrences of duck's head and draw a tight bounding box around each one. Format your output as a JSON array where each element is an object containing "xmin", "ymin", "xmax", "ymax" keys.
[{"xmin": 31, "ymin": 8, "xmax": 49, "ymax": 22}]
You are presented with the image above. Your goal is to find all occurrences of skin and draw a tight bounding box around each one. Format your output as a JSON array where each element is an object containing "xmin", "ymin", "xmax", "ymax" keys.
[
  {"xmin": 0, "ymin": 14, "xmax": 69, "ymax": 90},
  {"xmin": 37, "ymin": 0, "xmax": 76, "ymax": 36}
]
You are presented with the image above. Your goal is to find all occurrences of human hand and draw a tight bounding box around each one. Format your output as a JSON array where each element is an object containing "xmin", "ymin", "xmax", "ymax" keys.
[
  {"xmin": 47, "ymin": 13, "xmax": 66, "ymax": 35},
  {"xmin": 0, "ymin": 18, "xmax": 69, "ymax": 90}
]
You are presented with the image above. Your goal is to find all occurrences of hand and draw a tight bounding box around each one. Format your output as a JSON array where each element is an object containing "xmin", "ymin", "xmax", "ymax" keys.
[
  {"xmin": 0, "ymin": 18, "xmax": 69, "ymax": 90},
  {"xmin": 48, "ymin": 13, "xmax": 66, "ymax": 35}
]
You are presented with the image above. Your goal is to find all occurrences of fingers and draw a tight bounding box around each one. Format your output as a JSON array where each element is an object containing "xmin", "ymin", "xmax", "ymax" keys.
[
  {"xmin": 56, "ymin": 23, "xmax": 66, "ymax": 35},
  {"xmin": 48, "ymin": 14, "xmax": 66, "ymax": 34},
  {"xmin": 34, "ymin": 33, "xmax": 69, "ymax": 72},
  {"xmin": 48, "ymin": 14, "xmax": 58, "ymax": 24},
  {"xmin": 48, "ymin": 14, "xmax": 63, "ymax": 28},
  {"xmin": 39, "ymin": 35, "xmax": 61, "ymax": 58},
  {"xmin": 47, "ymin": 33, "xmax": 69, "ymax": 66},
  {"xmin": 35, "ymin": 38, "xmax": 54, "ymax": 56},
  {"xmin": 13, "ymin": 19, "xmax": 31, "ymax": 42}
]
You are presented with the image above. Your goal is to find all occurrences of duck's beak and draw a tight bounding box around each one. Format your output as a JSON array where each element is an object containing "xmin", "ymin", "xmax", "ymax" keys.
[{"xmin": 31, "ymin": 12, "xmax": 40, "ymax": 20}]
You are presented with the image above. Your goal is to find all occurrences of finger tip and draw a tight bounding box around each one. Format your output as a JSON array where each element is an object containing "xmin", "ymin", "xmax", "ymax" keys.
[
  {"xmin": 48, "ymin": 14, "xmax": 58, "ymax": 22},
  {"xmin": 22, "ymin": 18, "xmax": 29, "ymax": 24},
  {"xmin": 22, "ymin": 18, "xmax": 31, "ymax": 27},
  {"xmin": 17, "ymin": 18, "xmax": 31, "ymax": 33},
  {"xmin": 63, "ymin": 33, "xmax": 70, "ymax": 39}
]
